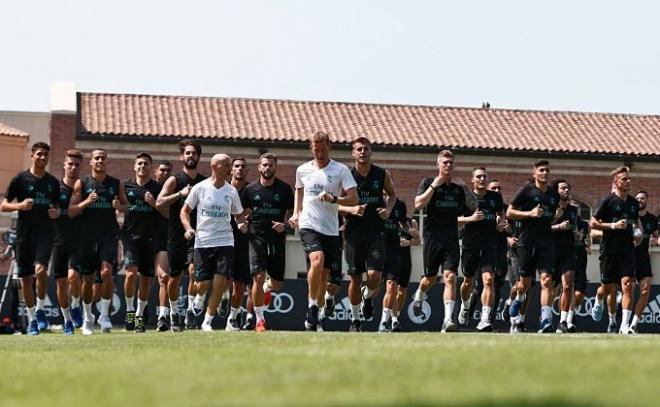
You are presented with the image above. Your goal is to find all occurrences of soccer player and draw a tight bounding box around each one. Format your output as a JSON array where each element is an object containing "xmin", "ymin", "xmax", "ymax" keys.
[
  {"xmin": 153, "ymin": 161, "xmax": 172, "ymax": 330},
  {"xmin": 224, "ymin": 157, "xmax": 251, "ymax": 331},
  {"xmin": 339, "ymin": 137, "xmax": 396, "ymax": 332},
  {"xmin": 121, "ymin": 153, "xmax": 168, "ymax": 333},
  {"xmin": 630, "ymin": 191, "xmax": 657, "ymax": 333},
  {"xmin": 51, "ymin": 149, "xmax": 84, "ymax": 335},
  {"xmin": 412, "ymin": 150, "xmax": 470, "ymax": 333},
  {"xmin": 506, "ymin": 160, "xmax": 561, "ymax": 333},
  {"xmin": 457, "ymin": 167, "xmax": 504, "ymax": 332},
  {"xmin": 288, "ymin": 131, "xmax": 358, "ymax": 331},
  {"xmin": 69, "ymin": 149, "xmax": 127, "ymax": 334},
  {"xmin": 392, "ymin": 216, "xmax": 420, "ymax": 332},
  {"xmin": 241, "ymin": 153, "xmax": 294, "ymax": 332},
  {"xmin": 590, "ymin": 166, "xmax": 640, "ymax": 334},
  {"xmin": 180, "ymin": 154, "xmax": 245, "ymax": 332},
  {"xmin": 550, "ymin": 179, "xmax": 578, "ymax": 333},
  {"xmin": 156, "ymin": 139, "xmax": 206, "ymax": 331},
  {"xmin": 570, "ymin": 215, "xmax": 590, "ymax": 332},
  {"xmin": 1, "ymin": 142, "xmax": 60, "ymax": 335}
]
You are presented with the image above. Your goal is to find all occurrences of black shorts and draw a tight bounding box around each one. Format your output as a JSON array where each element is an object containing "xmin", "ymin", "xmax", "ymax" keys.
[
  {"xmin": 461, "ymin": 247, "xmax": 496, "ymax": 278},
  {"xmin": 167, "ymin": 238, "xmax": 194, "ymax": 277},
  {"xmin": 518, "ymin": 242, "xmax": 554, "ymax": 278},
  {"xmin": 122, "ymin": 236, "xmax": 155, "ymax": 277},
  {"xmin": 16, "ymin": 238, "xmax": 52, "ymax": 277},
  {"xmin": 599, "ymin": 251, "xmax": 635, "ymax": 284},
  {"xmin": 79, "ymin": 234, "xmax": 118, "ymax": 275},
  {"xmin": 397, "ymin": 248, "xmax": 412, "ymax": 287},
  {"xmin": 51, "ymin": 243, "xmax": 80, "ymax": 279},
  {"xmin": 345, "ymin": 233, "xmax": 386, "ymax": 275},
  {"xmin": 383, "ymin": 239, "xmax": 400, "ymax": 281},
  {"xmin": 231, "ymin": 238, "xmax": 251, "ymax": 285},
  {"xmin": 94, "ymin": 260, "xmax": 118, "ymax": 284},
  {"xmin": 574, "ymin": 248, "xmax": 588, "ymax": 293},
  {"xmin": 422, "ymin": 237, "xmax": 460, "ymax": 277},
  {"xmin": 329, "ymin": 247, "xmax": 343, "ymax": 286},
  {"xmin": 249, "ymin": 237, "xmax": 286, "ymax": 282},
  {"xmin": 299, "ymin": 229, "xmax": 342, "ymax": 278},
  {"xmin": 194, "ymin": 246, "xmax": 234, "ymax": 282},
  {"xmin": 635, "ymin": 251, "xmax": 653, "ymax": 281},
  {"xmin": 154, "ymin": 236, "xmax": 168, "ymax": 253},
  {"xmin": 494, "ymin": 254, "xmax": 507, "ymax": 280}
]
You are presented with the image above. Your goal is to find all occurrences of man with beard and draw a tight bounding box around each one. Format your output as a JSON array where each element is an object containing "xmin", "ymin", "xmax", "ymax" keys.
[
  {"xmin": 1, "ymin": 142, "xmax": 60, "ymax": 335},
  {"xmin": 590, "ymin": 166, "xmax": 641, "ymax": 334},
  {"xmin": 121, "ymin": 153, "xmax": 168, "ymax": 333},
  {"xmin": 506, "ymin": 160, "xmax": 561, "ymax": 334},
  {"xmin": 289, "ymin": 131, "xmax": 358, "ymax": 331},
  {"xmin": 340, "ymin": 137, "xmax": 396, "ymax": 332},
  {"xmin": 153, "ymin": 161, "xmax": 172, "ymax": 329},
  {"xmin": 550, "ymin": 179, "xmax": 578, "ymax": 333},
  {"xmin": 223, "ymin": 157, "xmax": 251, "ymax": 331},
  {"xmin": 457, "ymin": 167, "xmax": 504, "ymax": 332},
  {"xmin": 630, "ymin": 190, "xmax": 657, "ymax": 334},
  {"xmin": 181, "ymin": 154, "xmax": 245, "ymax": 332},
  {"xmin": 156, "ymin": 139, "xmax": 206, "ymax": 331},
  {"xmin": 51, "ymin": 150, "xmax": 84, "ymax": 334},
  {"xmin": 241, "ymin": 153, "xmax": 294, "ymax": 331},
  {"xmin": 69, "ymin": 149, "xmax": 127, "ymax": 334}
]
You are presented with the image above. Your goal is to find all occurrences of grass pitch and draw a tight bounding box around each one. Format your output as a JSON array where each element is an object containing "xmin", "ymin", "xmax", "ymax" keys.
[{"xmin": 1, "ymin": 330, "xmax": 657, "ymax": 406}]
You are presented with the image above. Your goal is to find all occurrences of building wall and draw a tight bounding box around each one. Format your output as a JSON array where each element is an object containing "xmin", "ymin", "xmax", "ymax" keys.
[
  {"xmin": 0, "ymin": 111, "xmax": 50, "ymax": 169},
  {"xmin": 42, "ymin": 113, "xmax": 660, "ymax": 284}
]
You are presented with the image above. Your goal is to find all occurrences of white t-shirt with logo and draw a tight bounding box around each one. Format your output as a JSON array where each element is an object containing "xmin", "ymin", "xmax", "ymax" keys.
[
  {"xmin": 184, "ymin": 179, "xmax": 243, "ymax": 248},
  {"xmin": 295, "ymin": 159, "xmax": 357, "ymax": 236}
]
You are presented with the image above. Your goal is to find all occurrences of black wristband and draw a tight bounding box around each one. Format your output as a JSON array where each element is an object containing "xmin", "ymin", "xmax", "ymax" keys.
[{"xmin": 331, "ymin": 195, "xmax": 338, "ymax": 204}]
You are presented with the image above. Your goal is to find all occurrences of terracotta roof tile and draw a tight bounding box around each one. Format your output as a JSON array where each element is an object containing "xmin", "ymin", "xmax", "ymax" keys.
[
  {"xmin": 78, "ymin": 93, "xmax": 660, "ymax": 156},
  {"xmin": 0, "ymin": 122, "xmax": 29, "ymax": 138}
]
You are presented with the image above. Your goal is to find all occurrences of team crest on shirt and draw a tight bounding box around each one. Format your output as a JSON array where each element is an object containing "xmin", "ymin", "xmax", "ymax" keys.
[
  {"xmin": 127, "ymin": 190, "xmax": 135, "ymax": 197},
  {"xmin": 372, "ymin": 180, "xmax": 380, "ymax": 190},
  {"xmin": 108, "ymin": 187, "xmax": 116, "ymax": 196},
  {"xmin": 224, "ymin": 195, "xmax": 231, "ymax": 203},
  {"xmin": 86, "ymin": 187, "xmax": 94, "ymax": 193},
  {"xmin": 47, "ymin": 184, "xmax": 54, "ymax": 192},
  {"xmin": 326, "ymin": 175, "xmax": 333, "ymax": 184},
  {"xmin": 273, "ymin": 194, "xmax": 280, "ymax": 202},
  {"xmin": 550, "ymin": 197, "xmax": 556, "ymax": 205},
  {"xmin": 254, "ymin": 194, "xmax": 261, "ymax": 201},
  {"xmin": 27, "ymin": 185, "xmax": 34, "ymax": 191}
]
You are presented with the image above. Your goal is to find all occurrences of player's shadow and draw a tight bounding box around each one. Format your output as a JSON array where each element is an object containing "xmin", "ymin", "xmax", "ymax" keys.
[{"xmin": 379, "ymin": 400, "xmax": 595, "ymax": 407}]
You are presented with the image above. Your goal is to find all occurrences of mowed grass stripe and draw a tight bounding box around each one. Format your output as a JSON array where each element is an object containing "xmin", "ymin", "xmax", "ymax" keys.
[{"xmin": 2, "ymin": 332, "xmax": 657, "ymax": 406}]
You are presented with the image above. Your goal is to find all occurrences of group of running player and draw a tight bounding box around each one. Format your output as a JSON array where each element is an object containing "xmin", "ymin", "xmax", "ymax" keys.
[{"xmin": 1, "ymin": 133, "xmax": 656, "ymax": 335}]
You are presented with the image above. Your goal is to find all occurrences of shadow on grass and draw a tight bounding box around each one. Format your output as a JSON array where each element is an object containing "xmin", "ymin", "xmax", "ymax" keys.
[{"xmin": 376, "ymin": 399, "xmax": 596, "ymax": 407}]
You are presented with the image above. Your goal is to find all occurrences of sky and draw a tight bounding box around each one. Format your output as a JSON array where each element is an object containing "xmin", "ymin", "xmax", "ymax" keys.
[{"xmin": 2, "ymin": 0, "xmax": 660, "ymax": 115}]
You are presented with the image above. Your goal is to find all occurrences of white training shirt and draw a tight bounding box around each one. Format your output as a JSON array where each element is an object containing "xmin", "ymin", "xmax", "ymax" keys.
[
  {"xmin": 184, "ymin": 179, "xmax": 243, "ymax": 248},
  {"xmin": 295, "ymin": 159, "xmax": 357, "ymax": 236}
]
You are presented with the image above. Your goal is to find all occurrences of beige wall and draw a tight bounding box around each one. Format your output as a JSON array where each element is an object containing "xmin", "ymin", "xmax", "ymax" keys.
[
  {"xmin": 0, "ymin": 134, "xmax": 29, "ymax": 194},
  {"xmin": 0, "ymin": 111, "xmax": 50, "ymax": 169}
]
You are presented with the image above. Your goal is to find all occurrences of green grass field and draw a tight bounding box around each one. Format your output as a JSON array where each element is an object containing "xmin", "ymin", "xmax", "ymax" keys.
[{"xmin": 2, "ymin": 330, "xmax": 657, "ymax": 407}]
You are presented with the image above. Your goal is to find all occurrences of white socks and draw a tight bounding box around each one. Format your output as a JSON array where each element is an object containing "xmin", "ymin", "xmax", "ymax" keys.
[
  {"xmin": 481, "ymin": 306, "xmax": 491, "ymax": 323},
  {"xmin": 125, "ymin": 296, "xmax": 135, "ymax": 312},
  {"xmin": 158, "ymin": 306, "xmax": 169, "ymax": 319},
  {"xmin": 609, "ymin": 313, "xmax": 617, "ymax": 325},
  {"xmin": 26, "ymin": 306, "xmax": 36, "ymax": 322},
  {"xmin": 255, "ymin": 305, "xmax": 266, "ymax": 322},
  {"xmin": 136, "ymin": 299, "xmax": 148, "ymax": 317},
  {"xmin": 71, "ymin": 295, "xmax": 80, "ymax": 309},
  {"xmin": 308, "ymin": 298, "xmax": 318, "ymax": 308},
  {"xmin": 567, "ymin": 310, "xmax": 575, "ymax": 326},
  {"xmin": 83, "ymin": 302, "xmax": 93, "ymax": 322},
  {"xmin": 414, "ymin": 288, "xmax": 424, "ymax": 302},
  {"xmin": 381, "ymin": 308, "xmax": 392, "ymax": 323},
  {"xmin": 36, "ymin": 297, "xmax": 46, "ymax": 311},
  {"xmin": 631, "ymin": 314, "xmax": 639, "ymax": 328},
  {"xmin": 187, "ymin": 295, "xmax": 195, "ymax": 310},
  {"xmin": 229, "ymin": 307, "xmax": 240, "ymax": 320},
  {"xmin": 99, "ymin": 298, "xmax": 111, "ymax": 316},
  {"xmin": 351, "ymin": 304, "xmax": 360, "ymax": 321},
  {"xmin": 61, "ymin": 307, "xmax": 72, "ymax": 323},
  {"xmin": 169, "ymin": 299, "xmax": 179, "ymax": 315},
  {"xmin": 443, "ymin": 300, "xmax": 455, "ymax": 322},
  {"xmin": 621, "ymin": 309, "xmax": 632, "ymax": 330},
  {"xmin": 541, "ymin": 306, "xmax": 552, "ymax": 322},
  {"xmin": 560, "ymin": 311, "xmax": 568, "ymax": 323}
]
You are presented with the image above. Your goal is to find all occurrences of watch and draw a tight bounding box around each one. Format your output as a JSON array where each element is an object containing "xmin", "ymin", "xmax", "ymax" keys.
[{"xmin": 331, "ymin": 195, "xmax": 338, "ymax": 204}]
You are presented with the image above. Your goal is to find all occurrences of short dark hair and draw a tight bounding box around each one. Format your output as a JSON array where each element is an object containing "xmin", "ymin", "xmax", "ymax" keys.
[
  {"xmin": 259, "ymin": 152, "xmax": 278, "ymax": 163},
  {"xmin": 552, "ymin": 178, "xmax": 570, "ymax": 192},
  {"xmin": 636, "ymin": 190, "xmax": 648, "ymax": 197},
  {"xmin": 488, "ymin": 179, "xmax": 500, "ymax": 184},
  {"xmin": 158, "ymin": 160, "xmax": 172, "ymax": 168},
  {"xmin": 31, "ymin": 142, "xmax": 50, "ymax": 153},
  {"xmin": 611, "ymin": 166, "xmax": 629, "ymax": 178},
  {"xmin": 472, "ymin": 166, "xmax": 487, "ymax": 174},
  {"xmin": 179, "ymin": 139, "xmax": 202, "ymax": 155},
  {"xmin": 232, "ymin": 157, "xmax": 247, "ymax": 164},
  {"xmin": 534, "ymin": 160, "xmax": 550, "ymax": 168},
  {"xmin": 65, "ymin": 149, "xmax": 83, "ymax": 161},
  {"xmin": 135, "ymin": 152, "xmax": 152, "ymax": 162}
]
